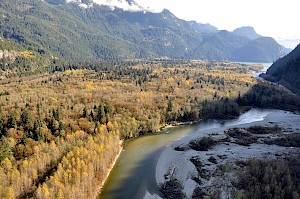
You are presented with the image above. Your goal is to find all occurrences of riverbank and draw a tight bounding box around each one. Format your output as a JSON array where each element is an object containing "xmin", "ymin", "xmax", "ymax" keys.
[
  {"xmin": 94, "ymin": 141, "xmax": 123, "ymax": 199},
  {"xmin": 161, "ymin": 121, "xmax": 200, "ymax": 131},
  {"xmin": 156, "ymin": 110, "xmax": 300, "ymax": 198}
]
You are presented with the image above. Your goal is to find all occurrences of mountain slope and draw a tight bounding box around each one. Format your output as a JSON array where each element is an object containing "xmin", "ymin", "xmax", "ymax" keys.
[
  {"xmin": 0, "ymin": 37, "xmax": 58, "ymax": 77},
  {"xmin": 195, "ymin": 30, "xmax": 249, "ymax": 60},
  {"xmin": 0, "ymin": 2, "xmax": 131, "ymax": 60},
  {"xmin": 265, "ymin": 44, "xmax": 300, "ymax": 94},
  {"xmin": 103, "ymin": 8, "xmax": 203, "ymax": 58},
  {"xmin": 231, "ymin": 37, "xmax": 287, "ymax": 62},
  {"xmin": 0, "ymin": 0, "xmax": 288, "ymax": 61}
]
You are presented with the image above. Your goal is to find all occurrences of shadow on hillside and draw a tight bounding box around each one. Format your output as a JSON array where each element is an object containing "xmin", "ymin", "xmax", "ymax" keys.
[{"xmin": 201, "ymin": 81, "xmax": 300, "ymax": 120}]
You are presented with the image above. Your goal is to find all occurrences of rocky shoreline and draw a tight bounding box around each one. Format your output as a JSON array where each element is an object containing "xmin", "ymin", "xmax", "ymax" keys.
[{"xmin": 155, "ymin": 110, "xmax": 300, "ymax": 199}]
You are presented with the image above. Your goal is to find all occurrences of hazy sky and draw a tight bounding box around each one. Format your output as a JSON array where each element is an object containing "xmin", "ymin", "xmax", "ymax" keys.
[{"xmin": 135, "ymin": 0, "xmax": 300, "ymax": 40}]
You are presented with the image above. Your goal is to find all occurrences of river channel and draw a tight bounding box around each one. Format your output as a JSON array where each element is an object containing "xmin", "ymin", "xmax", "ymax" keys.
[{"xmin": 99, "ymin": 109, "xmax": 273, "ymax": 199}]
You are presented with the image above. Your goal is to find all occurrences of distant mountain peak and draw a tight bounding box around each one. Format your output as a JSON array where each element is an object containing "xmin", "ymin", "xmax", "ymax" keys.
[{"xmin": 233, "ymin": 26, "xmax": 261, "ymax": 40}]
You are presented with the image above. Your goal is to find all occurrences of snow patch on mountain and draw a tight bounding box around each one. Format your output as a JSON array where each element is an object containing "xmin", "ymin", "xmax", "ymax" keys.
[{"xmin": 66, "ymin": 0, "xmax": 159, "ymax": 12}]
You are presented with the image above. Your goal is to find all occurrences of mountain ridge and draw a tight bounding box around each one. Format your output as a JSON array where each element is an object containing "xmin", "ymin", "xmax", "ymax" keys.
[
  {"xmin": 264, "ymin": 44, "xmax": 300, "ymax": 94},
  {"xmin": 188, "ymin": 21, "xmax": 219, "ymax": 34},
  {"xmin": 0, "ymin": 0, "xmax": 288, "ymax": 62}
]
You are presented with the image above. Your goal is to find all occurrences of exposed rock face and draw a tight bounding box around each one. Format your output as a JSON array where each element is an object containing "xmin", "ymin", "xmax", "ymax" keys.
[{"xmin": 0, "ymin": 50, "xmax": 19, "ymax": 63}]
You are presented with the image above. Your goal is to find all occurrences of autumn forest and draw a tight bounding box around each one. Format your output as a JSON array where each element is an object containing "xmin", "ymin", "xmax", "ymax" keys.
[{"xmin": 0, "ymin": 58, "xmax": 299, "ymax": 198}]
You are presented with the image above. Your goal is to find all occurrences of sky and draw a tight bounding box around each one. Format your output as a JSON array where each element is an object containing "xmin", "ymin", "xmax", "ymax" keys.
[
  {"xmin": 134, "ymin": 0, "xmax": 300, "ymax": 41},
  {"xmin": 70, "ymin": 0, "xmax": 300, "ymax": 48}
]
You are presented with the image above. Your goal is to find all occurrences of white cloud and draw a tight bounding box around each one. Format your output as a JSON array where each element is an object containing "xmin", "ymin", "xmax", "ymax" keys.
[
  {"xmin": 93, "ymin": 0, "xmax": 145, "ymax": 12},
  {"xmin": 66, "ymin": 0, "xmax": 159, "ymax": 12}
]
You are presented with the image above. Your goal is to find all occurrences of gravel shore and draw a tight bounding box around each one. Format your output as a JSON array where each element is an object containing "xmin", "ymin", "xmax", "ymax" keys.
[{"xmin": 155, "ymin": 110, "xmax": 300, "ymax": 199}]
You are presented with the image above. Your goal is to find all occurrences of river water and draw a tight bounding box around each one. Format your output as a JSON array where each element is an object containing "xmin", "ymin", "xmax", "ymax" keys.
[
  {"xmin": 234, "ymin": 62, "xmax": 272, "ymax": 77},
  {"xmin": 99, "ymin": 109, "xmax": 273, "ymax": 199}
]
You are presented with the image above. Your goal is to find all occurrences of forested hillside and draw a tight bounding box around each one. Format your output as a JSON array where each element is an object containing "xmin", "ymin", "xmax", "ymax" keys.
[
  {"xmin": 0, "ymin": 37, "xmax": 60, "ymax": 78},
  {"xmin": 265, "ymin": 44, "xmax": 300, "ymax": 94},
  {"xmin": 0, "ymin": 0, "xmax": 287, "ymax": 62}
]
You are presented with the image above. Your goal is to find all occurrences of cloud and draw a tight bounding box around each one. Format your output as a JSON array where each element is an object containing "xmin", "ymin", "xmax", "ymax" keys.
[
  {"xmin": 66, "ymin": 0, "xmax": 93, "ymax": 8},
  {"xmin": 66, "ymin": 0, "xmax": 161, "ymax": 12}
]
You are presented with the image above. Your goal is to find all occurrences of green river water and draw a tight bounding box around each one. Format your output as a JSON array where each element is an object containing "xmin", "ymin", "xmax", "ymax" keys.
[{"xmin": 99, "ymin": 109, "xmax": 273, "ymax": 199}]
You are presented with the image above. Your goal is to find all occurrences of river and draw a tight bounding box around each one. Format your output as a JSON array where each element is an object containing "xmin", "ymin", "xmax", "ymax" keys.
[
  {"xmin": 99, "ymin": 62, "xmax": 273, "ymax": 199},
  {"xmin": 235, "ymin": 62, "xmax": 272, "ymax": 77},
  {"xmin": 98, "ymin": 109, "xmax": 274, "ymax": 199}
]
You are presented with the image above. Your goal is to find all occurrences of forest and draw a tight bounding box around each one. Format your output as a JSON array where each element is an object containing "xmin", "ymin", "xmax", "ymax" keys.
[
  {"xmin": 0, "ymin": 37, "xmax": 62, "ymax": 78},
  {"xmin": 235, "ymin": 156, "xmax": 300, "ymax": 199},
  {"xmin": 0, "ymin": 57, "xmax": 300, "ymax": 198}
]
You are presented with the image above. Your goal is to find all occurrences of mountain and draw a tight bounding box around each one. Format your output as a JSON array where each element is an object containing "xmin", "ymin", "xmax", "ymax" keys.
[
  {"xmin": 194, "ymin": 30, "xmax": 249, "ymax": 60},
  {"xmin": 0, "ymin": 0, "xmax": 288, "ymax": 62},
  {"xmin": 263, "ymin": 44, "xmax": 300, "ymax": 94},
  {"xmin": 231, "ymin": 37, "xmax": 287, "ymax": 62},
  {"xmin": 188, "ymin": 21, "xmax": 218, "ymax": 34},
  {"xmin": 194, "ymin": 31, "xmax": 286, "ymax": 62},
  {"xmin": 0, "ymin": 0, "xmax": 203, "ymax": 60},
  {"xmin": 276, "ymin": 39, "xmax": 300, "ymax": 49},
  {"xmin": 233, "ymin": 26, "xmax": 261, "ymax": 40}
]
